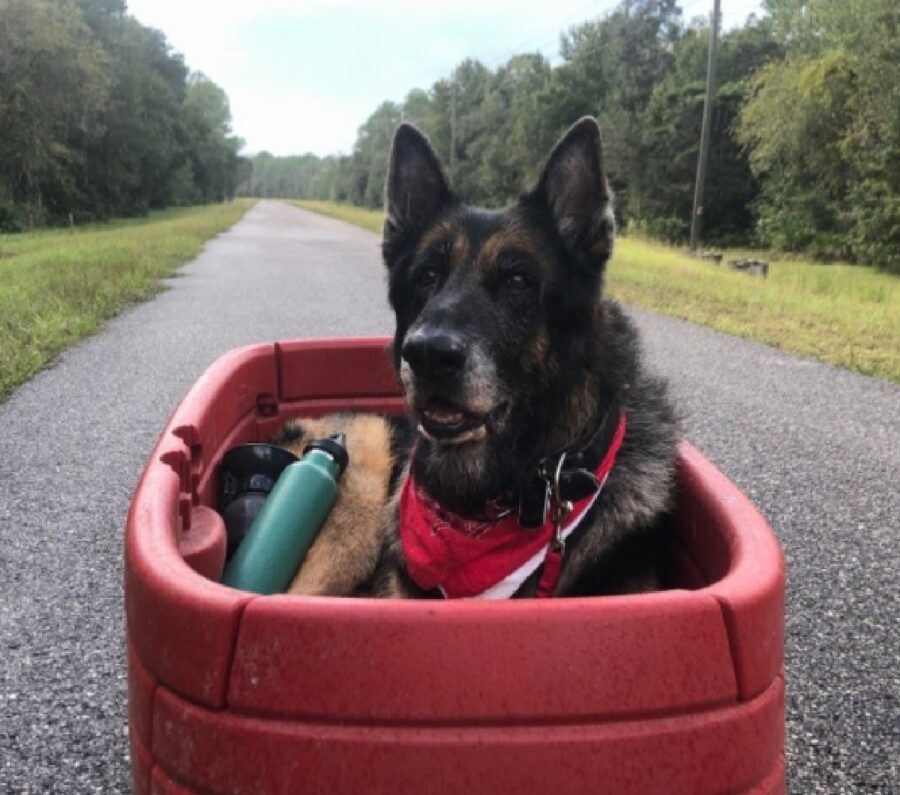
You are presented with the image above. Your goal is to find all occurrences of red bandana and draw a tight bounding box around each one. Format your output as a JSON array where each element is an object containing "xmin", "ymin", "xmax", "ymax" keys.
[{"xmin": 400, "ymin": 414, "xmax": 626, "ymax": 599}]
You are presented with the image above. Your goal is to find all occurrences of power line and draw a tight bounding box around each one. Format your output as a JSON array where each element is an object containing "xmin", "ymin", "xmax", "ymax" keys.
[
  {"xmin": 401, "ymin": 0, "xmax": 619, "ymax": 91},
  {"xmin": 479, "ymin": 0, "xmax": 616, "ymax": 69},
  {"xmin": 680, "ymin": 0, "xmax": 709, "ymax": 16}
]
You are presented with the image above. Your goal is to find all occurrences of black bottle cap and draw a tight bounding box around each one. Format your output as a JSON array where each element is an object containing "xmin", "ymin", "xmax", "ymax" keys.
[
  {"xmin": 219, "ymin": 443, "xmax": 299, "ymax": 506},
  {"xmin": 303, "ymin": 433, "xmax": 349, "ymax": 476},
  {"xmin": 218, "ymin": 443, "xmax": 301, "ymax": 559}
]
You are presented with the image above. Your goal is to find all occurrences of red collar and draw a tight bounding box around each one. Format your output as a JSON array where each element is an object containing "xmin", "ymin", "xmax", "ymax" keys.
[{"xmin": 399, "ymin": 413, "xmax": 626, "ymax": 599}]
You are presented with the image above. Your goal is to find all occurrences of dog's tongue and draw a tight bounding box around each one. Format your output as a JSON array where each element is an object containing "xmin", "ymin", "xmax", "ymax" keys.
[{"xmin": 424, "ymin": 406, "xmax": 464, "ymax": 426}]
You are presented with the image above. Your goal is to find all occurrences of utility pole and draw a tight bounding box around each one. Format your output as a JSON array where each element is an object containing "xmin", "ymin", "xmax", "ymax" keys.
[
  {"xmin": 449, "ymin": 81, "xmax": 458, "ymax": 181},
  {"xmin": 690, "ymin": 0, "xmax": 720, "ymax": 252}
]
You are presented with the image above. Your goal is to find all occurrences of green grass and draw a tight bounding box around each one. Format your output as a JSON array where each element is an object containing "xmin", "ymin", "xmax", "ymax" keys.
[
  {"xmin": 0, "ymin": 200, "xmax": 255, "ymax": 401},
  {"xmin": 291, "ymin": 200, "xmax": 384, "ymax": 233},
  {"xmin": 290, "ymin": 200, "xmax": 900, "ymax": 384}
]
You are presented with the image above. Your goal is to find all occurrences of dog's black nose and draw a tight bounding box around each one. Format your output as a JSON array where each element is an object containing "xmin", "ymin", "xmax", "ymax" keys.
[{"xmin": 402, "ymin": 331, "xmax": 467, "ymax": 377}]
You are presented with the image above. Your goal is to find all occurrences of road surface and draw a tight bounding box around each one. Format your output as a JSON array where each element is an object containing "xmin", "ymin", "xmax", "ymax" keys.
[{"xmin": 1, "ymin": 200, "xmax": 896, "ymax": 792}]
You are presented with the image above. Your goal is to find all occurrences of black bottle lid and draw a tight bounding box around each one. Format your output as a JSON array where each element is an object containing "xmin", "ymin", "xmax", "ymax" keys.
[
  {"xmin": 303, "ymin": 433, "xmax": 349, "ymax": 476},
  {"xmin": 219, "ymin": 443, "xmax": 299, "ymax": 506}
]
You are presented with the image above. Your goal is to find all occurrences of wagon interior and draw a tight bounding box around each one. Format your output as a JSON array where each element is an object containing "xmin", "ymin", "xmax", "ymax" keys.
[{"xmin": 165, "ymin": 338, "xmax": 729, "ymax": 593}]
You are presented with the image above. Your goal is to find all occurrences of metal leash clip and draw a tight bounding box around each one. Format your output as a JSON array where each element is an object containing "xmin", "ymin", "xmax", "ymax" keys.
[{"xmin": 550, "ymin": 453, "xmax": 574, "ymax": 552}]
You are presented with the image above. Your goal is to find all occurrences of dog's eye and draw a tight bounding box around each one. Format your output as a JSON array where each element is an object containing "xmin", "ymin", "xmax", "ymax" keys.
[
  {"xmin": 416, "ymin": 267, "xmax": 440, "ymax": 288},
  {"xmin": 505, "ymin": 271, "xmax": 531, "ymax": 291}
]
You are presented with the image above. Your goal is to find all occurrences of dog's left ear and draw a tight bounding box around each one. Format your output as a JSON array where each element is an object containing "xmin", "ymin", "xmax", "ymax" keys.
[{"xmin": 524, "ymin": 117, "xmax": 615, "ymax": 267}]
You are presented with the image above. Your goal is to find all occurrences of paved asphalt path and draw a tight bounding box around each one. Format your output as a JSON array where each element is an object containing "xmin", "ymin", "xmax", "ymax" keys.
[{"xmin": 0, "ymin": 200, "xmax": 896, "ymax": 793}]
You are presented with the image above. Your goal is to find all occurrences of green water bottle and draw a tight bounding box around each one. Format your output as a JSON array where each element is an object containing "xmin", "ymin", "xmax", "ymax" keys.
[{"xmin": 221, "ymin": 434, "xmax": 349, "ymax": 594}]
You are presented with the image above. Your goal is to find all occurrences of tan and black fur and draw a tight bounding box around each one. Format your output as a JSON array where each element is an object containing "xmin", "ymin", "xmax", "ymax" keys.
[
  {"xmin": 273, "ymin": 414, "xmax": 397, "ymax": 596},
  {"xmin": 282, "ymin": 117, "xmax": 677, "ymax": 599}
]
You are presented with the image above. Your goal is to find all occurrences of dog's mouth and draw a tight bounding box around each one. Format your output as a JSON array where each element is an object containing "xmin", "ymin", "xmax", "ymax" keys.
[{"xmin": 416, "ymin": 397, "xmax": 509, "ymax": 445}]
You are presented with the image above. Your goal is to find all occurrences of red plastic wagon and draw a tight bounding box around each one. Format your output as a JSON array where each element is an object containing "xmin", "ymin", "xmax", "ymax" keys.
[{"xmin": 125, "ymin": 337, "xmax": 785, "ymax": 795}]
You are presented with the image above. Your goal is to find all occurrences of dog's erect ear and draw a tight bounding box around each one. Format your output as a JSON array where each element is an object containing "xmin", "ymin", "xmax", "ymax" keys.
[
  {"xmin": 526, "ymin": 117, "xmax": 614, "ymax": 266},
  {"xmin": 383, "ymin": 124, "xmax": 454, "ymax": 266}
]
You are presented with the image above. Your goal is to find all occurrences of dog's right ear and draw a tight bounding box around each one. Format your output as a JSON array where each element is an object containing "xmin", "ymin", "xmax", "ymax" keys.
[{"xmin": 383, "ymin": 124, "xmax": 454, "ymax": 268}]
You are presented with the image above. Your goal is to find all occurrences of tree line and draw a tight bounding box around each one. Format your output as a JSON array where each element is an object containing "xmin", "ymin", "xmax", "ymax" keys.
[
  {"xmin": 0, "ymin": 0, "xmax": 249, "ymax": 231},
  {"xmin": 242, "ymin": 0, "xmax": 899, "ymax": 273}
]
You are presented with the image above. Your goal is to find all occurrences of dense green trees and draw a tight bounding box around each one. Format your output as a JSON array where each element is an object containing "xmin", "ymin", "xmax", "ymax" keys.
[
  {"xmin": 0, "ymin": 0, "xmax": 245, "ymax": 230},
  {"xmin": 243, "ymin": 0, "xmax": 898, "ymax": 271},
  {"xmin": 737, "ymin": 0, "xmax": 900, "ymax": 271},
  {"xmin": 0, "ymin": 0, "xmax": 108, "ymax": 228},
  {"xmin": 640, "ymin": 20, "xmax": 781, "ymax": 242}
]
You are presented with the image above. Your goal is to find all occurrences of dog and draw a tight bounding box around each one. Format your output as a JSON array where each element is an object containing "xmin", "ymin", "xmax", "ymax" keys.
[{"xmin": 276, "ymin": 117, "xmax": 677, "ymax": 599}]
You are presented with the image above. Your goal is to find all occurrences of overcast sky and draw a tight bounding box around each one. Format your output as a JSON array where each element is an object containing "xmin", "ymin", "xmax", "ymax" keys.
[{"xmin": 125, "ymin": 0, "xmax": 764, "ymax": 157}]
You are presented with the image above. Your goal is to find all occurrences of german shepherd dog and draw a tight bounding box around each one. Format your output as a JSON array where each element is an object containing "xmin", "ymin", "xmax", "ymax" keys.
[{"xmin": 277, "ymin": 117, "xmax": 677, "ymax": 599}]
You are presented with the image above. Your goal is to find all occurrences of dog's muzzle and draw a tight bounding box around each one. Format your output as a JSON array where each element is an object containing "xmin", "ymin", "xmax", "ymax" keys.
[{"xmin": 401, "ymin": 328, "xmax": 507, "ymax": 444}]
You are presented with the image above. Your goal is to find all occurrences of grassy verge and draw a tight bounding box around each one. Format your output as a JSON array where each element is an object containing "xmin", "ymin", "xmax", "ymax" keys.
[
  {"xmin": 290, "ymin": 200, "xmax": 899, "ymax": 384},
  {"xmin": 291, "ymin": 200, "xmax": 383, "ymax": 233},
  {"xmin": 0, "ymin": 200, "xmax": 255, "ymax": 401}
]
